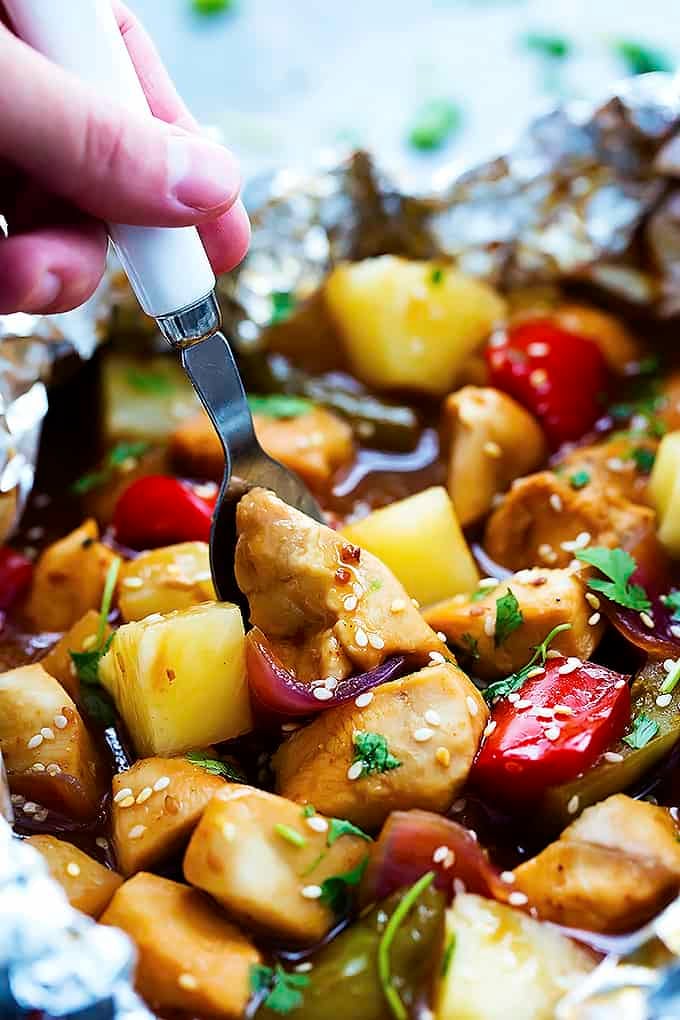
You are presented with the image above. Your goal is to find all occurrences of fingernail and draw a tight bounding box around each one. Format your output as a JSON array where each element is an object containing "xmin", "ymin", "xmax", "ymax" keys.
[
  {"xmin": 167, "ymin": 134, "xmax": 240, "ymax": 214},
  {"xmin": 26, "ymin": 270, "xmax": 61, "ymax": 312}
]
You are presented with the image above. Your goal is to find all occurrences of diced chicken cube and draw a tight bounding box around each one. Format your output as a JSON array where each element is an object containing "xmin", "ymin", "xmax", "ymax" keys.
[
  {"xmin": 41, "ymin": 609, "xmax": 112, "ymax": 701},
  {"xmin": 273, "ymin": 662, "xmax": 487, "ymax": 830},
  {"xmin": 117, "ymin": 542, "xmax": 215, "ymax": 622},
  {"xmin": 555, "ymin": 432, "xmax": 657, "ymax": 506},
  {"xmin": 27, "ymin": 834, "xmax": 122, "ymax": 918},
  {"xmin": 101, "ymin": 872, "xmax": 260, "ymax": 1019}
]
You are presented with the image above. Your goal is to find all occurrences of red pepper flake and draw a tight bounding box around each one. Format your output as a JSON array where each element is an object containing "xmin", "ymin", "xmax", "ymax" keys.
[
  {"xmin": 340, "ymin": 543, "xmax": 361, "ymax": 564},
  {"xmin": 335, "ymin": 566, "xmax": 352, "ymax": 584}
]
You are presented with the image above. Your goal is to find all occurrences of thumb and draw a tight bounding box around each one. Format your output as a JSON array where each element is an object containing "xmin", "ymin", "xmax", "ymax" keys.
[{"xmin": 0, "ymin": 27, "xmax": 241, "ymax": 227}]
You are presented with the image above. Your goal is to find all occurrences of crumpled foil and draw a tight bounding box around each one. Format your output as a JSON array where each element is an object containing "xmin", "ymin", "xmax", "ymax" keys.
[{"xmin": 4, "ymin": 72, "xmax": 680, "ymax": 1019}]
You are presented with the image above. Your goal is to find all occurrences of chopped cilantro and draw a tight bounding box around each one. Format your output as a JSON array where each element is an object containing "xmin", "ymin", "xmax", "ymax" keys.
[
  {"xmin": 125, "ymin": 369, "xmax": 174, "ymax": 395},
  {"xmin": 247, "ymin": 394, "xmax": 314, "ymax": 419},
  {"xmin": 72, "ymin": 441, "xmax": 150, "ymax": 494},
  {"xmin": 408, "ymin": 99, "xmax": 461, "ymax": 151},
  {"xmin": 320, "ymin": 856, "xmax": 369, "ymax": 916},
  {"xmin": 378, "ymin": 871, "xmax": 436, "ymax": 1020},
  {"xmin": 471, "ymin": 585, "xmax": 495, "ymax": 602},
  {"xmin": 302, "ymin": 804, "xmax": 316, "ymax": 818},
  {"xmin": 661, "ymin": 589, "xmax": 680, "ymax": 621},
  {"xmin": 352, "ymin": 731, "xmax": 402, "ymax": 777},
  {"xmin": 484, "ymin": 623, "xmax": 572, "ymax": 703},
  {"xmin": 430, "ymin": 267, "xmax": 445, "ymax": 286},
  {"xmin": 576, "ymin": 547, "xmax": 651, "ymax": 612},
  {"xmin": 249, "ymin": 964, "xmax": 310, "ymax": 1015},
  {"xmin": 327, "ymin": 818, "xmax": 372, "ymax": 847},
  {"xmin": 80, "ymin": 686, "xmax": 116, "ymax": 726},
  {"xmin": 369, "ymin": 578, "xmax": 383, "ymax": 592},
  {"xmin": 622, "ymin": 712, "xmax": 659, "ymax": 749},
  {"xmin": 523, "ymin": 32, "xmax": 572, "ymax": 59},
  {"xmin": 609, "ymin": 368, "xmax": 665, "ymax": 436},
  {"xmin": 630, "ymin": 447, "xmax": 656, "ymax": 474},
  {"xmin": 185, "ymin": 750, "xmax": 245, "ymax": 782},
  {"xmin": 461, "ymin": 633, "xmax": 480, "ymax": 661},
  {"xmin": 192, "ymin": 0, "xmax": 235, "ymax": 15},
  {"xmin": 70, "ymin": 632, "xmax": 114, "ymax": 686},
  {"xmin": 613, "ymin": 40, "xmax": 673, "ymax": 75},
  {"xmin": 441, "ymin": 934, "xmax": 456, "ymax": 977},
  {"xmin": 274, "ymin": 823, "xmax": 307, "ymax": 848},
  {"xmin": 70, "ymin": 557, "xmax": 120, "ymax": 691},
  {"xmin": 494, "ymin": 589, "xmax": 524, "ymax": 647},
  {"xmin": 270, "ymin": 290, "xmax": 297, "ymax": 325},
  {"xmin": 569, "ymin": 469, "xmax": 591, "ymax": 490}
]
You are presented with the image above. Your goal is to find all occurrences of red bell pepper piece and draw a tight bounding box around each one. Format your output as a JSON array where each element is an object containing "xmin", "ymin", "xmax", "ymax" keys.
[
  {"xmin": 472, "ymin": 657, "xmax": 630, "ymax": 804},
  {"xmin": 112, "ymin": 475, "xmax": 216, "ymax": 549},
  {"xmin": 485, "ymin": 319, "xmax": 610, "ymax": 448},
  {"xmin": 0, "ymin": 546, "xmax": 33, "ymax": 611}
]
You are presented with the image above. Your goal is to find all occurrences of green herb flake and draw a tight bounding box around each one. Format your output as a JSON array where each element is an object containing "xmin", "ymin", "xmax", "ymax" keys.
[
  {"xmin": 441, "ymin": 933, "xmax": 456, "ymax": 977},
  {"xmin": 327, "ymin": 818, "xmax": 372, "ymax": 847},
  {"xmin": 622, "ymin": 712, "xmax": 659, "ymax": 750},
  {"xmin": 430, "ymin": 267, "xmax": 445, "ymax": 286},
  {"xmin": 352, "ymin": 731, "xmax": 402, "ymax": 778},
  {"xmin": 125, "ymin": 369, "xmax": 175, "ymax": 395},
  {"xmin": 247, "ymin": 394, "xmax": 314, "ymax": 420},
  {"xmin": 378, "ymin": 871, "xmax": 436, "ymax": 1020},
  {"xmin": 523, "ymin": 32, "xmax": 572, "ymax": 59},
  {"xmin": 369, "ymin": 579, "xmax": 383, "ymax": 592},
  {"xmin": 569, "ymin": 469, "xmax": 591, "ymax": 490},
  {"xmin": 319, "ymin": 856, "xmax": 369, "ymax": 916},
  {"xmin": 661, "ymin": 589, "xmax": 680, "ymax": 622},
  {"xmin": 494, "ymin": 589, "xmax": 524, "ymax": 647},
  {"xmin": 80, "ymin": 686, "xmax": 117, "ymax": 726},
  {"xmin": 461, "ymin": 633, "xmax": 480, "ymax": 661},
  {"xmin": 408, "ymin": 99, "xmax": 461, "ymax": 151},
  {"xmin": 576, "ymin": 547, "xmax": 651, "ymax": 613},
  {"xmin": 192, "ymin": 0, "xmax": 235, "ymax": 15},
  {"xmin": 274, "ymin": 823, "xmax": 307, "ymax": 849},
  {"xmin": 71, "ymin": 441, "xmax": 150, "ymax": 494},
  {"xmin": 470, "ymin": 585, "xmax": 495, "ymax": 602},
  {"xmin": 613, "ymin": 40, "xmax": 673, "ymax": 75},
  {"xmin": 630, "ymin": 447, "xmax": 656, "ymax": 474},
  {"xmin": 69, "ymin": 557, "xmax": 120, "ymax": 690},
  {"xmin": 484, "ymin": 622, "xmax": 572, "ymax": 704},
  {"xmin": 70, "ymin": 632, "xmax": 114, "ymax": 687},
  {"xmin": 185, "ymin": 750, "xmax": 245, "ymax": 782},
  {"xmin": 270, "ymin": 290, "xmax": 297, "ymax": 325},
  {"xmin": 301, "ymin": 804, "xmax": 316, "ymax": 818},
  {"xmin": 249, "ymin": 963, "xmax": 310, "ymax": 1015}
]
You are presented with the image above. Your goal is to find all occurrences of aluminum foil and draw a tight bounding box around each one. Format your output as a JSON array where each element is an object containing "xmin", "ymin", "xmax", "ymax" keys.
[{"xmin": 4, "ymin": 72, "xmax": 680, "ymax": 1020}]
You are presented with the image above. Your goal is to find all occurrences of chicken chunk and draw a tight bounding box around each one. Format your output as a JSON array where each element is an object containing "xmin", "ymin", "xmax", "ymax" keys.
[
  {"xmin": 101, "ymin": 872, "xmax": 260, "ymax": 1019},
  {"xmin": 555, "ymin": 432, "xmax": 657, "ymax": 506},
  {"xmin": 273, "ymin": 662, "xmax": 487, "ymax": 830},
  {"xmin": 184, "ymin": 785, "xmax": 369, "ymax": 943},
  {"xmin": 444, "ymin": 386, "xmax": 547, "ymax": 527},
  {"xmin": 27, "ymin": 835, "xmax": 122, "ymax": 918},
  {"xmin": 513, "ymin": 794, "xmax": 680, "ymax": 932},
  {"xmin": 172, "ymin": 406, "xmax": 354, "ymax": 488},
  {"xmin": 235, "ymin": 488, "xmax": 446, "ymax": 683},
  {"xmin": 41, "ymin": 609, "xmax": 112, "ymax": 701},
  {"xmin": 425, "ymin": 567, "xmax": 604, "ymax": 680},
  {"xmin": 112, "ymin": 756, "xmax": 226, "ymax": 876},
  {"xmin": 22, "ymin": 519, "xmax": 115, "ymax": 632},
  {"xmin": 484, "ymin": 471, "xmax": 656, "ymax": 571}
]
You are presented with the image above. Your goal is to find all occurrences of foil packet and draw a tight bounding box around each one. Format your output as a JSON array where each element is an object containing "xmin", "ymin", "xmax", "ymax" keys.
[{"xmin": 3, "ymin": 72, "xmax": 680, "ymax": 1019}]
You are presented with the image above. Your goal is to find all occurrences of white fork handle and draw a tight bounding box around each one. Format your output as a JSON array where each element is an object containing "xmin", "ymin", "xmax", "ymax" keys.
[{"xmin": 4, "ymin": 0, "xmax": 216, "ymax": 318}]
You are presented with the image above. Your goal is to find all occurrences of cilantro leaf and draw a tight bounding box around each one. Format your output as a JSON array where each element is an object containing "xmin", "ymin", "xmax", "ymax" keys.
[
  {"xmin": 441, "ymin": 934, "xmax": 456, "ymax": 977},
  {"xmin": 622, "ymin": 712, "xmax": 659, "ymax": 749},
  {"xmin": 301, "ymin": 804, "xmax": 316, "ymax": 818},
  {"xmin": 661, "ymin": 589, "xmax": 680, "ymax": 622},
  {"xmin": 185, "ymin": 750, "xmax": 244, "ymax": 782},
  {"xmin": 461, "ymin": 633, "xmax": 480, "ymax": 661},
  {"xmin": 70, "ymin": 632, "xmax": 114, "ymax": 686},
  {"xmin": 576, "ymin": 547, "xmax": 651, "ymax": 612},
  {"xmin": 430, "ymin": 267, "xmax": 444, "ymax": 286},
  {"xmin": 247, "ymin": 394, "xmax": 314, "ymax": 419},
  {"xmin": 192, "ymin": 0, "xmax": 235, "ymax": 15},
  {"xmin": 523, "ymin": 32, "xmax": 572, "ymax": 59},
  {"xmin": 569, "ymin": 469, "xmax": 591, "ymax": 490},
  {"xmin": 80, "ymin": 686, "xmax": 117, "ymax": 726},
  {"xmin": 352, "ymin": 731, "xmax": 401, "ymax": 777},
  {"xmin": 125, "ymin": 369, "xmax": 174, "ymax": 395},
  {"xmin": 72, "ymin": 441, "xmax": 150, "ymax": 494},
  {"xmin": 630, "ymin": 447, "xmax": 656, "ymax": 474},
  {"xmin": 484, "ymin": 622, "xmax": 572, "ymax": 704},
  {"xmin": 613, "ymin": 39, "xmax": 673, "ymax": 75},
  {"xmin": 319, "ymin": 856, "xmax": 369, "ymax": 916},
  {"xmin": 327, "ymin": 818, "xmax": 372, "ymax": 847},
  {"xmin": 270, "ymin": 290, "xmax": 297, "ymax": 325},
  {"xmin": 408, "ymin": 99, "xmax": 461, "ymax": 151},
  {"xmin": 494, "ymin": 589, "xmax": 524, "ymax": 646},
  {"xmin": 249, "ymin": 964, "xmax": 309, "ymax": 1015}
]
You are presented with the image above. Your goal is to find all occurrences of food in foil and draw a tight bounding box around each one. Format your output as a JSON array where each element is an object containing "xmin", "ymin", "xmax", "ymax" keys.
[{"xmin": 4, "ymin": 75, "xmax": 680, "ymax": 1020}]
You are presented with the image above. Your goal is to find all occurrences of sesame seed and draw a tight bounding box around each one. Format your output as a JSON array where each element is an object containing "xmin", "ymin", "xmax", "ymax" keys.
[
  {"xmin": 453, "ymin": 878, "xmax": 467, "ymax": 896},
  {"xmin": 567, "ymin": 795, "xmax": 580, "ymax": 814},
  {"xmin": 527, "ymin": 342, "xmax": 549, "ymax": 357},
  {"xmin": 515, "ymin": 699, "xmax": 532, "ymax": 710},
  {"xmin": 544, "ymin": 726, "xmax": 561, "ymax": 741},
  {"xmin": 122, "ymin": 576, "xmax": 144, "ymax": 589},
  {"xmin": 369, "ymin": 633, "xmax": 385, "ymax": 650},
  {"xmin": 355, "ymin": 628, "xmax": 368, "ymax": 648},
  {"xmin": 432, "ymin": 845, "xmax": 451, "ymax": 864},
  {"xmin": 347, "ymin": 761, "xmax": 364, "ymax": 781},
  {"xmin": 606, "ymin": 456, "xmax": 627, "ymax": 472},
  {"xmin": 301, "ymin": 884, "xmax": 323, "ymax": 900},
  {"xmin": 66, "ymin": 862, "xmax": 81, "ymax": 877},
  {"xmin": 435, "ymin": 747, "xmax": 451, "ymax": 767},
  {"xmin": 306, "ymin": 816, "xmax": 328, "ymax": 833},
  {"xmin": 23, "ymin": 802, "xmax": 39, "ymax": 814},
  {"xmin": 483, "ymin": 720, "xmax": 497, "ymax": 738},
  {"xmin": 295, "ymin": 962, "xmax": 313, "ymax": 973},
  {"xmin": 657, "ymin": 693, "xmax": 673, "ymax": 708},
  {"xmin": 429, "ymin": 650, "xmax": 446, "ymax": 664},
  {"xmin": 128, "ymin": 825, "xmax": 146, "ymax": 840},
  {"xmin": 451, "ymin": 797, "xmax": 466, "ymax": 813},
  {"xmin": 136, "ymin": 787, "xmax": 153, "ymax": 805},
  {"xmin": 483, "ymin": 614, "xmax": 495, "ymax": 637},
  {"xmin": 508, "ymin": 891, "xmax": 528, "ymax": 906},
  {"xmin": 549, "ymin": 493, "xmax": 563, "ymax": 512},
  {"xmin": 436, "ymin": 631, "xmax": 447, "ymax": 643},
  {"xmin": 81, "ymin": 634, "xmax": 97, "ymax": 650},
  {"xmin": 640, "ymin": 611, "xmax": 655, "ymax": 629},
  {"xmin": 178, "ymin": 974, "xmax": 198, "ymax": 991},
  {"xmin": 153, "ymin": 776, "xmax": 170, "ymax": 792},
  {"xmin": 390, "ymin": 599, "xmax": 406, "ymax": 613},
  {"xmin": 588, "ymin": 612, "xmax": 601, "ymax": 626},
  {"xmin": 119, "ymin": 796, "xmax": 135, "ymax": 809},
  {"xmin": 534, "ymin": 708, "xmax": 554, "ymax": 720},
  {"xmin": 553, "ymin": 705, "xmax": 573, "ymax": 717},
  {"xmin": 538, "ymin": 543, "xmax": 558, "ymax": 564},
  {"xmin": 529, "ymin": 368, "xmax": 548, "ymax": 388},
  {"xmin": 113, "ymin": 788, "xmax": 133, "ymax": 804},
  {"xmin": 325, "ymin": 676, "xmax": 338, "ymax": 690},
  {"xmin": 500, "ymin": 870, "xmax": 516, "ymax": 884},
  {"xmin": 46, "ymin": 763, "xmax": 61, "ymax": 776},
  {"xmin": 53, "ymin": 714, "xmax": 68, "ymax": 730},
  {"xmin": 525, "ymin": 666, "xmax": 545, "ymax": 680},
  {"xmin": 478, "ymin": 577, "xmax": 500, "ymax": 589},
  {"xmin": 507, "ymin": 692, "xmax": 520, "ymax": 704},
  {"xmin": 466, "ymin": 695, "xmax": 479, "ymax": 716},
  {"xmin": 585, "ymin": 593, "xmax": 601, "ymax": 610},
  {"xmin": 558, "ymin": 657, "xmax": 581, "ymax": 675},
  {"xmin": 545, "ymin": 649, "xmax": 562, "ymax": 659},
  {"xmin": 604, "ymin": 751, "xmax": 625, "ymax": 763},
  {"xmin": 40, "ymin": 727, "xmax": 55, "ymax": 741},
  {"xmin": 560, "ymin": 531, "xmax": 591, "ymax": 552},
  {"xmin": 32, "ymin": 763, "xmax": 45, "ymax": 772},
  {"xmin": 313, "ymin": 687, "xmax": 333, "ymax": 701},
  {"xmin": 411, "ymin": 598, "xmax": 420, "ymax": 608},
  {"xmin": 27, "ymin": 734, "xmax": 43, "ymax": 749},
  {"xmin": 413, "ymin": 727, "xmax": 434, "ymax": 743},
  {"xmin": 615, "ymin": 678, "xmax": 627, "ymax": 689},
  {"xmin": 424, "ymin": 709, "xmax": 441, "ymax": 727},
  {"xmin": 343, "ymin": 595, "xmax": 358, "ymax": 611},
  {"xmin": 483, "ymin": 440, "xmax": 502, "ymax": 458}
]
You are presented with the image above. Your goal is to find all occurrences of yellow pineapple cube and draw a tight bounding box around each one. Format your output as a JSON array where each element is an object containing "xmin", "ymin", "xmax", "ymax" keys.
[
  {"xmin": 649, "ymin": 431, "xmax": 680, "ymax": 557},
  {"xmin": 117, "ymin": 543, "xmax": 215, "ymax": 622}
]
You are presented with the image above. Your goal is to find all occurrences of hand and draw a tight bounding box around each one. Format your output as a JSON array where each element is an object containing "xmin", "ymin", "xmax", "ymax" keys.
[{"xmin": 0, "ymin": 1, "xmax": 250, "ymax": 315}]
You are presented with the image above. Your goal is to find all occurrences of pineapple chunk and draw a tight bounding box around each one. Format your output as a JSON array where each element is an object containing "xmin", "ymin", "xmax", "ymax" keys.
[
  {"xmin": 649, "ymin": 431, "xmax": 680, "ymax": 557},
  {"xmin": 100, "ymin": 602, "xmax": 251, "ymax": 756},
  {"xmin": 112, "ymin": 756, "xmax": 225, "ymax": 875},
  {"xmin": 184, "ymin": 785, "xmax": 370, "ymax": 943},
  {"xmin": 101, "ymin": 872, "xmax": 260, "ymax": 1019},
  {"xmin": 102, "ymin": 352, "xmax": 198, "ymax": 443},
  {"xmin": 325, "ymin": 256, "xmax": 505, "ymax": 395},
  {"xmin": 118, "ymin": 543, "xmax": 215, "ymax": 622},
  {"xmin": 342, "ymin": 487, "xmax": 478, "ymax": 607},
  {"xmin": 435, "ymin": 894, "xmax": 594, "ymax": 1020},
  {"xmin": 41, "ymin": 609, "xmax": 112, "ymax": 701},
  {"xmin": 0, "ymin": 663, "xmax": 103, "ymax": 818},
  {"xmin": 27, "ymin": 834, "xmax": 122, "ymax": 918},
  {"xmin": 23, "ymin": 519, "xmax": 115, "ymax": 632}
]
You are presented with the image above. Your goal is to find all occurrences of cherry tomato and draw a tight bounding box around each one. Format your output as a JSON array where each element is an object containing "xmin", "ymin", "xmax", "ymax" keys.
[
  {"xmin": 472, "ymin": 657, "xmax": 630, "ymax": 803},
  {"xmin": 486, "ymin": 319, "xmax": 610, "ymax": 448},
  {"xmin": 0, "ymin": 546, "xmax": 33, "ymax": 611},
  {"xmin": 112, "ymin": 475, "xmax": 216, "ymax": 549}
]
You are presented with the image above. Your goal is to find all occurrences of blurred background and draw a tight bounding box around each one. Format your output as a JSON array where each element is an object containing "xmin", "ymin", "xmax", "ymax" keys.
[{"xmin": 132, "ymin": 0, "xmax": 680, "ymax": 186}]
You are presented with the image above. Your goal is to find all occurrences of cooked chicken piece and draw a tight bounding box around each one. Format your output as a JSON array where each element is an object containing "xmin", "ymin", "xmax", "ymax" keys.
[
  {"xmin": 172, "ymin": 406, "xmax": 354, "ymax": 488},
  {"xmin": 484, "ymin": 471, "xmax": 656, "ymax": 571},
  {"xmin": 273, "ymin": 662, "xmax": 487, "ymax": 830},
  {"xmin": 101, "ymin": 872, "xmax": 260, "ymax": 1019},
  {"xmin": 444, "ymin": 387, "xmax": 547, "ymax": 527},
  {"xmin": 112, "ymin": 756, "xmax": 226, "ymax": 876},
  {"xmin": 235, "ymin": 488, "xmax": 446, "ymax": 683},
  {"xmin": 555, "ymin": 433, "xmax": 657, "ymax": 506},
  {"xmin": 0, "ymin": 663, "xmax": 103, "ymax": 818},
  {"xmin": 117, "ymin": 542, "xmax": 215, "ymax": 622},
  {"xmin": 27, "ymin": 835, "xmax": 122, "ymax": 918},
  {"xmin": 184, "ymin": 785, "xmax": 369, "ymax": 943},
  {"xmin": 550, "ymin": 303, "xmax": 641, "ymax": 374},
  {"xmin": 41, "ymin": 609, "xmax": 112, "ymax": 701},
  {"xmin": 514, "ymin": 794, "xmax": 680, "ymax": 932},
  {"xmin": 22, "ymin": 519, "xmax": 116, "ymax": 632},
  {"xmin": 425, "ymin": 567, "xmax": 604, "ymax": 680}
]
